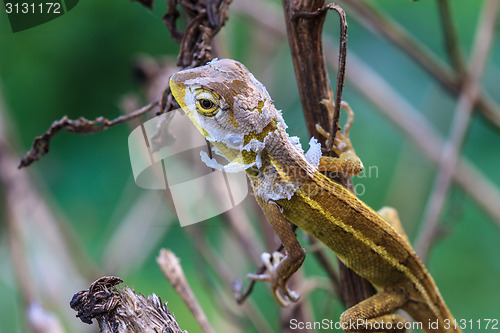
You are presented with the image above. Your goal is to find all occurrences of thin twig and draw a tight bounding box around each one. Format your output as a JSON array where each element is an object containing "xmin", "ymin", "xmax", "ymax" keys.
[
  {"xmin": 19, "ymin": 99, "xmax": 159, "ymax": 168},
  {"xmin": 328, "ymin": 4, "xmax": 348, "ymax": 147},
  {"xmin": 325, "ymin": 4, "xmax": 348, "ymax": 150},
  {"xmin": 293, "ymin": 3, "xmax": 349, "ymax": 146},
  {"xmin": 282, "ymin": 0, "xmax": 335, "ymax": 146},
  {"xmin": 437, "ymin": 0, "xmax": 466, "ymax": 76},
  {"xmin": 163, "ymin": 0, "xmax": 231, "ymax": 69},
  {"xmin": 416, "ymin": 0, "xmax": 499, "ymax": 260},
  {"xmin": 157, "ymin": 249, "xmax": 215, "ymax": 333}
]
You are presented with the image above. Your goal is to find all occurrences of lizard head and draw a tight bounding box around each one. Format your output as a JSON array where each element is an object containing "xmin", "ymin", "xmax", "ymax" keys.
[{"xmin": 169, "ymin": 59, "xmax": 285, "ymax": 160}]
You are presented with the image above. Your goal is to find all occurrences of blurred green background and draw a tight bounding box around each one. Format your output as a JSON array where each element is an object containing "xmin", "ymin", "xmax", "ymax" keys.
[{"xmin": 1, "ymin": 0, "xmax": 499, "ymax": 332}]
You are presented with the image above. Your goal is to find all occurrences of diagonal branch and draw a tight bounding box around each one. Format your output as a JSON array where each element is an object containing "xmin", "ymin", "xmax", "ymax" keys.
[
  {"xmin": 338, "ymin": 0, "xmax": 500, "ymax": 129},
  {"xmin": 19, "ymin": 99, "xmax": 159, "ymax": 168},
  {"xmin": 324, "ymin": 43, "xmax": 500, "ymax": 228},
  {"xmin": 416, "ymin": 0, "xmax": 499, "ymax": 260},
  {"xmin": 437, "ymin": 0, "xmax": 466, "ymax": 76}
]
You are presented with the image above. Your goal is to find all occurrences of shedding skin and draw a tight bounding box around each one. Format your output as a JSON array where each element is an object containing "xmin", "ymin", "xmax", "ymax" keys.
[{"xmin": 170, "ymin": 59, "xmax": 461, "ymax": 333}]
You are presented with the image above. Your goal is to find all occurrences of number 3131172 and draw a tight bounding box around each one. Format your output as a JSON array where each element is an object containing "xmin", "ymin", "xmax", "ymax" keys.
[
  {"xmin": 443, "ymin": 319, "xmax": 499, "ymax": 330},
  {"xmin": 5, "ymin": 2, "xmax": 61, "ymax": 14}
]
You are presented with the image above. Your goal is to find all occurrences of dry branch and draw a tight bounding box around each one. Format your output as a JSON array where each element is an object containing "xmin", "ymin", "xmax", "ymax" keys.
[
  {"xmin": 19, "ymin": 99, "xmax": 159, "ymax": 168},
  {"xmin": 70, "ymin": 276, "xmax": 186, "ymax": 333},
  {"xmin": 282, "ymin": 0, "xmax": 375, "ymax": 309},
  {"xmin": 157, "ymin": 249, "xmax": 215, "ymax": 333}
]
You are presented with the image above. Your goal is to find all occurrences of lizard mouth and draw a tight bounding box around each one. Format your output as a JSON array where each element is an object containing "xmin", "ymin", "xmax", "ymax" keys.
[{"xmin": 169, "ymin": 73, "xmax": 187, "ymax": 109}]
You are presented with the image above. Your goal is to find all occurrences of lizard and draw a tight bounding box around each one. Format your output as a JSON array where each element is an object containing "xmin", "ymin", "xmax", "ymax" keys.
[{"xmin": 169, "ymin": 58, "xmax": 461, "ymax": 333}]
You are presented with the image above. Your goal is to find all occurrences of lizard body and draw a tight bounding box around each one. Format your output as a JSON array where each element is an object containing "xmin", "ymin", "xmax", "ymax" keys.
[{"xmin": 170, "ymin": 59, "xmax": 461, "ymax": 333}]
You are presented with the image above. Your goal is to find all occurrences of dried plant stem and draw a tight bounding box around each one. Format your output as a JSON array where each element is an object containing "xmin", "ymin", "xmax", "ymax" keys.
[
  {"xmin": 157, "ymin": 249, "xmax": 215, "ymax": 333},
  {"xmin": 19, "ymin": 99, "xmax": 159, "ymax": 168},
  {"xmin": 437, "ymin": 0, "xmax": 466, "ymax": 75},
  {"xmin": 416, "ymin": 0, "xmax": 499, "ymax": 260},
  {"xmin": 70, "ymin": 276, "xmax": 185, "ymax": 333},
  {"xmin": 282, "ymin": 0, "xmax": 334, "ymax": 146}
]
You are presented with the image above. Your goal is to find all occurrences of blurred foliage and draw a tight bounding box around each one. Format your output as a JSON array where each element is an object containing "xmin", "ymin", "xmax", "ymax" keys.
[{"xmin": 1, "ymin": 0, "xmax": 499, "ymax": 332}]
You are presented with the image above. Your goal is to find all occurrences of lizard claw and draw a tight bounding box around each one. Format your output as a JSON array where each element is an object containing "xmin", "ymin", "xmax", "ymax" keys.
[{"xmin": 247, "ymin": 252, "xmax": 300, "ymax": 306}]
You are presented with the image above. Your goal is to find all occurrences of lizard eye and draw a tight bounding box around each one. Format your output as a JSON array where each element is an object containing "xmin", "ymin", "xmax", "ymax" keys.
[
  {"xmin": 200, "ymin": 99, "xmax": 214, "ymax": 110},
  {"xmin": 195, "ymin": 92, "xmax": 219, "ymax": 117}
]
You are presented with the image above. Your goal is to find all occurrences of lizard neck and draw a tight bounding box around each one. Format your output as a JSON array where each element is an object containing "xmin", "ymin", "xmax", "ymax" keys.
[{"xmin": 245, "ymin": 123, "xmax": 320, "ymax": 203}]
